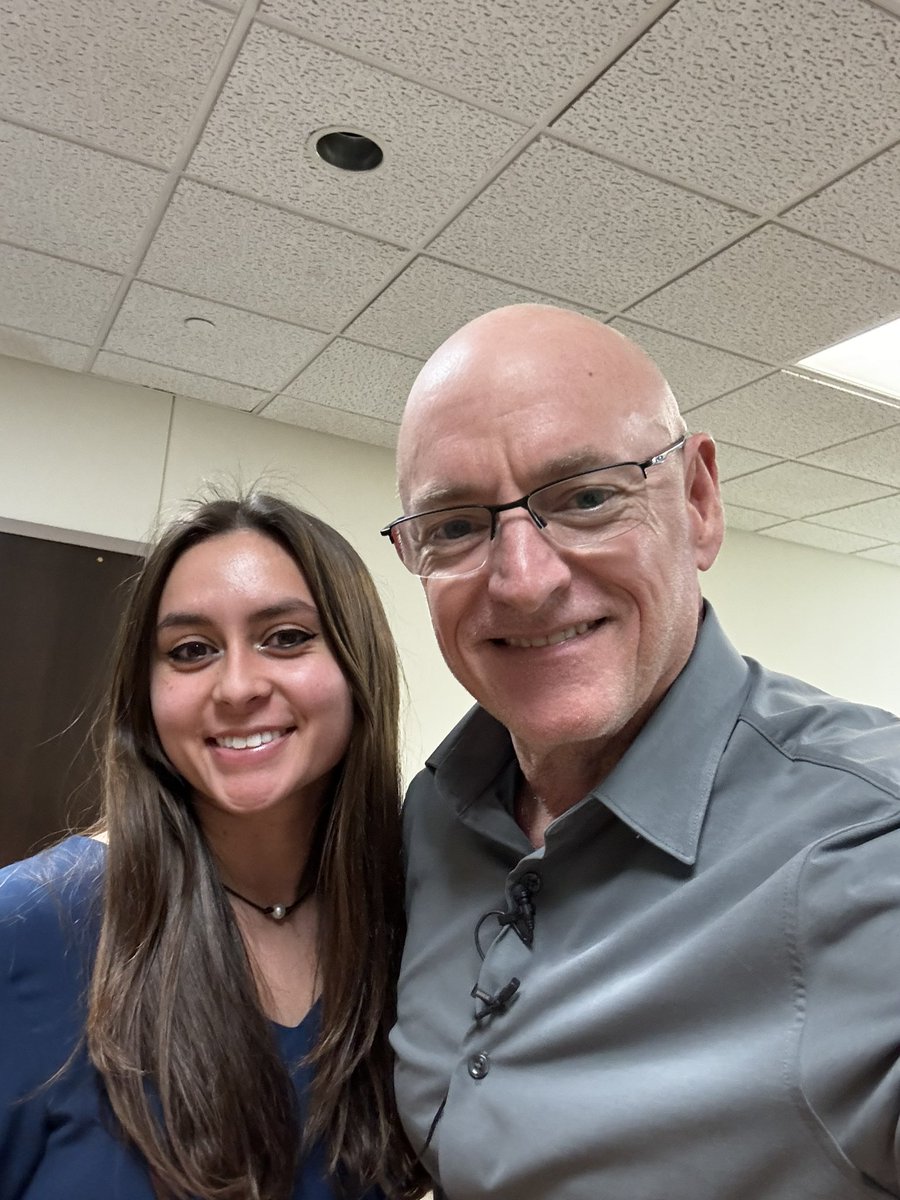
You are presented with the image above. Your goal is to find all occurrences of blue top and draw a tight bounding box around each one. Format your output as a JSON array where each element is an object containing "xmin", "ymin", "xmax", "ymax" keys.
[{"xmin": 0, "ymin": 836, "xmax": 382, "ymax": 1200}]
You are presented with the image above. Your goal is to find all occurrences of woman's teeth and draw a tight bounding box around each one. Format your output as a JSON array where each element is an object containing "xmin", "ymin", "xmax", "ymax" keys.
[{"xmin": 215, "ymin": 729, "xmax": 285, "ymax": 750}]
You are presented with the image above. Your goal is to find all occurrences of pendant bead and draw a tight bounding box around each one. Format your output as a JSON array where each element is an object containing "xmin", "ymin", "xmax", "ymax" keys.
[{"xmin": 271, "ymin": 904, "xmax": 287, "ymax": 920}]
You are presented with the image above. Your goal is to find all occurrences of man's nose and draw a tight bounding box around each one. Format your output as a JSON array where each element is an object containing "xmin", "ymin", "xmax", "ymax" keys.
[
  {"xmin": 485, "ymin": 511, "xmax": 571, "ymax": 610},
  {"xmin": 211, "ymin": 646, "xmax": 272, "ymax": 706}
]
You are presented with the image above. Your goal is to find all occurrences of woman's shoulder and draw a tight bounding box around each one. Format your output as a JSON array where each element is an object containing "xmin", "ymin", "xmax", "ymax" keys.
[{"xmin": 0, "ymin": 836, "xmax": 104, "ymax": 964}]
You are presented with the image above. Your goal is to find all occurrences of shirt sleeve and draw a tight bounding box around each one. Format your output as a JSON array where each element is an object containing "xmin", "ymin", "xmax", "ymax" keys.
[
  {"xmin": 793, "ymin": 809, "xmax": 900, "ymax": 1195},
  {"xmin": 0, "ymin": 863, "xmax": 86, "ymax": 1197}
]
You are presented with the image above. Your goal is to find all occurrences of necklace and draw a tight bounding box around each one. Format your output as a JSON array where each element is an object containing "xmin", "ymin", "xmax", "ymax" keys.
[{"xmin": 223, "ymin": 873, "xmax": 316, "ymax": 922}]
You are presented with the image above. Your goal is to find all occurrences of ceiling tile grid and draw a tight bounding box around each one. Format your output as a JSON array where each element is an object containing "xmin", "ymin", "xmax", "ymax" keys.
[
  {"xmin": 104, "ymin": 281, "xmax": 328, "ymax": 388},
  {"xmin": 92, "ymin": 350, "xmax": 266, "ymax": 411},
  {"xmin": 760, "ymin": 521, "xmax": 889, "ymax": 555},
  {"xmin": 608, "ymin": 319, "xmax": 773, "ymax": 409},
  {"xmin": 140, "ymin": 179, "xmax": 407, "ymax": 329},
  {"xmin": 0, "ymin": 0, "xmax": 898, "ymax": 564},
  {"xmin": 187, "ymin": 23, "xmax": 526, "ymax": 244},
  {"xmin": 261, "ymin": 397, "xmax": 400, "ymax": 451},
  {"xmin": 0, "ymin": 326, "xmax": 92, "ymax": 372},
  {"xmin": 552, "ymin": 0, "xmax": 900, "ymax": 212},
  {"xmin": 858, "ymin": 544, "xmax": 900, "ymax": 567},
  {"xmin": 721, "ymin": 461, "xmax": 895, "ymax": 521},
  {"xmin": 783, "ymin": 141, "xmax": 900, "ymax": 270},
  {"xmin": 808, "ymin": 494, "xmax": 900, "ymax": 543},
  {"xmin": 627, "ymin": 224, "xmax": 900, "ymax": 363},
  {"xmin": 0, "ymin": 122, "xmax": 166, "ymax": 273},
  {"xmin": 801, "ymin": 422, "xmax": 900, "ymax": 489},
  {"xmin": 0, "ymin": 244, "xmax": 120, "ymax": 343},
  {"xmin": 345, "ymin": 257, "xmax": 605, "ymax": 360},
  {"xmin": 430, "ymin": 137, "xmax": 753, "ymax": 309},
  {"xmin": 270, "ymin": 338, "xmax": 423, "ymax": 426},
  {"xmin": 257, "ymin": 0, "xmax": 660, "ymax": 119},
  {"xmin": 722, "ymin": 504, "xmax": 786, "ymax": 533},
  {"xmin": 689, "ymin": 372, "xmax": 900, "ymax": 460},
  {"xmin": 0, "ymin": 0, "xmax": 234, "ymax": 162},
  {"xmin": 714, "ymin": 443, "xmax": 782, "ymax": 482}
]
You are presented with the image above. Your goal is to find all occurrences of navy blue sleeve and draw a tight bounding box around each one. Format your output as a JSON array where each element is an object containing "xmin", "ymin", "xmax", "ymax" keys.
[{"xmin": 0, "ymin": 841, "xmax": 101, "ymax": 1199}]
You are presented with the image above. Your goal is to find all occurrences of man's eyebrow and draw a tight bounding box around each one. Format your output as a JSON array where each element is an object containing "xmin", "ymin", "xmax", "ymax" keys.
[
  {"xmin": 156, "ymin": 598, "xmax": 318, "ymax": 632},
  {"xmin": 409, "ymin": 449, "xmax": 608, "ymax": 511}
]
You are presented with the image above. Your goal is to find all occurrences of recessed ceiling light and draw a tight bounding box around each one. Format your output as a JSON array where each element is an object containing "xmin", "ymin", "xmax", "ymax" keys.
[
  {"xmin": 314, "ymin": 129, "xmax": 384, "ymax": 172},
  {"xmin": 796, "ymin": 316, "xmax": 900, "ymax": 402},
  {"xmin": 183, "ymin": 316, "xmax": 216, "ymax": 330}
]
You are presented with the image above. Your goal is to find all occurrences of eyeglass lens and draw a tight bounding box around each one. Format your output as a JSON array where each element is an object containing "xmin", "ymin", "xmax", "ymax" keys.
[{"xmin": 397, "ymin": 463, "xmax": 649, "ymax": 578}]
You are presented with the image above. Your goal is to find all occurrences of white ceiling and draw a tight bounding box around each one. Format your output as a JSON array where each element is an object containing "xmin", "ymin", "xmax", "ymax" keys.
[{"xmin": 1, "ymin": 0, "xmax": 900, "ymax": 564}]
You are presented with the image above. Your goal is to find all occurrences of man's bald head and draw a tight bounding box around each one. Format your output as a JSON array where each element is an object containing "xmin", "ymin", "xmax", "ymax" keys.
[{"xmin": 397, "ymin": 304, "xmax": 684, "ymax": 504}]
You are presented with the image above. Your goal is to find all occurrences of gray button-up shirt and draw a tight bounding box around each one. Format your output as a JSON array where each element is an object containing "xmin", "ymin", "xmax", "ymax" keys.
[{"xmin": 392, "ymin": 605, "xmax": 900, "ymax": 1199}]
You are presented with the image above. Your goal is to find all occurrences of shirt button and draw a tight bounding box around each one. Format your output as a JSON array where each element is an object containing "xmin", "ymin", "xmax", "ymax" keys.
[{"xmin": 468, "ymin": 1052, "xmax": 490, "ymax": 1080}]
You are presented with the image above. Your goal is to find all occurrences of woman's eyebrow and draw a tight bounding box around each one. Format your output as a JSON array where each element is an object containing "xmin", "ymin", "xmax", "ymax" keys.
[{"xmin": 156, "ymin": 598, "xmax": 318, "ymax": 633}]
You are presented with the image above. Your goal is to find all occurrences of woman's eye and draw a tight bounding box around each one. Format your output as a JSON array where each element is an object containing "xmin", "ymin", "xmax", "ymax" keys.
[
  {"xmin": 265, "ymin": 627, "xmax": 314, "ymax": 651},
  {"xmin": 168, "ymin": 640, "xmax": 215, "ymax": 664}
]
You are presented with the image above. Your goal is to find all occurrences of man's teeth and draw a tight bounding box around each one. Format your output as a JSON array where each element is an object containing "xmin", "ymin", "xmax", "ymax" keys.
[
  {"xmin": 216, "ymin": 730, "xmax": 284, "ymax": 750},
  {"xmin": 505, "ymin": 621, "xmax": 593, "ymax": 649}
]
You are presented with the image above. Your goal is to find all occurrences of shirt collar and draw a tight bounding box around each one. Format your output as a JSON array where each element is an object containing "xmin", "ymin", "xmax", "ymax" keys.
[
  {"xmin": 593, "ymin": 603, "xmax": 750, "ymax": 865},
  {"xmin": 426, "ymin": 602, "xmax": 750, "ymax": 866}
]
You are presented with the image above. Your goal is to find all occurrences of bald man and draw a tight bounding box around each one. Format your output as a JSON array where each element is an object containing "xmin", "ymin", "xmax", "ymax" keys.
[{"xmin": 381, "ymin": 306, "xmax": 900, "ymax": 1200}]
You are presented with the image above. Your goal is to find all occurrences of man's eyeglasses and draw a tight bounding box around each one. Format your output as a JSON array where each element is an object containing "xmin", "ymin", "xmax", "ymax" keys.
[{"xmin": 381, "ymin": 435, "xmax": 687, "ymax": 580}]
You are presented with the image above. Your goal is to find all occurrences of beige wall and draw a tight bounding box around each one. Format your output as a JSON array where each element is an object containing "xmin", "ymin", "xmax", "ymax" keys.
[{"xmin": 1, "ymin": 354, "xmax": 898, "ymax": 794}]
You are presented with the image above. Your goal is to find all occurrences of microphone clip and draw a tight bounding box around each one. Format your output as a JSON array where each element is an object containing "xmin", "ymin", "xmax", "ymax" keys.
[{"xmin": 471, "ymin": 976, "xmax": 521, "ymax": 1021}]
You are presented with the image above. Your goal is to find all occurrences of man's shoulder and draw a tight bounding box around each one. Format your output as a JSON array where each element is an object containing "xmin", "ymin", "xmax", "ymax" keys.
[{"xmin": 740, "ymin": 660, "xmax": 900, "ymax": 796}]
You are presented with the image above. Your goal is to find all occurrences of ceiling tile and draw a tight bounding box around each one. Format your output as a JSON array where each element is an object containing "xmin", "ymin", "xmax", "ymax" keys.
[
  {"xmin": 0, "ymin": 0, "xmax": 233, "ymax": 162},
  {"xmin": 689, "ymin": 371, "xmax": 900, "ymax": 459},
  {"xmin": 431, "ymin": 138, "xmax": 750, "ymax": 309},
  {"xmin": 93, "ymin": 350, "xmax": 265, "ymax": 411},
  {"xmin": 802, "ymin": 423, "xmax": 900, "ymax": 488},
  {"xmin": 720, "ymin": 461, "xmax": 893, "ymax": 519},
  {"xmin": 259, "ymin": 0, "xmax": 657, "ymax": 119},
  {"xmin": 784, "ymin": 143, "xmax": 900, "ymax": 270},
  {"xmin": 188, "ymin": 24, "xmax": 524, "ymax": 243},
  {"xmin": 0, "ymin": 244, "xmax": 119, "ymax": 342},
  {"xmin": 104, "ymin": 281, "xmax": 326, "ymax": 388},
  {"xmin": 553, "ymin": 0, "xmax": 900, "ymax": 211},
  {"xmin": 609, "ymin": 319, "xmax": 772, "ymax": 410},
  {"xmin": 262, "ymin": 402, "xmax": 398, "ymax": 451},
  {"xmin": 346, "ymin": 258, "xmax": 605, "ymax": 359},
  {"xmin": 141, "ymin": 180, "xmax": 405, "ymax": 329},
  {"xmin": 723, "ymin": 503, "xmax": 785, "ymax": 532},
  {"xmin": 714, "ymin": 442, "xmax": 781, "ymax": 481},
  {"xmin": 627, "ymin": 225, "xmax": 900, "ymax": 362},
  {"xmin": 271, "ymin": 338, "xmax": 420, "ymax": 424},
  {"xmin": 0, "ymin": 123, "xmax": 164, "ymax": 271},
  {"xmin": 760, "ymin": 521, "xmax": 888, "ymax": 554},
  {"xmin": 857, "ymin": 543, "xmax": 900, "ymax": 567},
  {"xmin": 808, "ymin": 494, "xmax": 900, "ymax": 542},
  {"xmin": 0, "ymin": 327, "xmax": 91, "ymax": 371}
]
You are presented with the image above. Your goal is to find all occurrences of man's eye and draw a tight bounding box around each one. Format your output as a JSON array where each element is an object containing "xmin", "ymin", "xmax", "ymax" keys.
[
  {"xmin": 265, "ymin": 628, "xmax": 314, "ymax": 651},
  {"xmin": 168, "ymin": 640, "xmax": 214, "ymax": 664},
  {"xmin": 419, "ymin": 511, "xmax": 489, "ymax": 545},
  {"xmin": 568, "ymin": 485, "xmax": 617, "ymax": 511},
  {"xmin": 433, "ymin": 517, "xmax": 479, "ymax": 543}
]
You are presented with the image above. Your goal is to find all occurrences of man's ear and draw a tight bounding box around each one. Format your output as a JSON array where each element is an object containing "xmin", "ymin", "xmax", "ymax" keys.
[{"xmin": 684, "ymin": 433, "xmax": 725, "ymax": 572}]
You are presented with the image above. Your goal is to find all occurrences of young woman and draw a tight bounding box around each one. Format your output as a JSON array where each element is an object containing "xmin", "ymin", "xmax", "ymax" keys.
[{"xmin": 0, "ymin": 493, "xmax": 427, "ymax": 1200}]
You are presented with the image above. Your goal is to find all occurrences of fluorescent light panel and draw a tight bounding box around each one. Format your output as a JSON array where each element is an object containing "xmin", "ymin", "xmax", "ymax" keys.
[{"xmin": 796, "ymin": 316, "xmax": 900, "ymax": 401}]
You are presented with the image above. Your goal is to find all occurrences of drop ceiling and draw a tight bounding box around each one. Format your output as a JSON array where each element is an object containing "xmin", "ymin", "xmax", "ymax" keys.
[{"xmin": 1, "ymin": 0, "xmax": 899, "ymax": 564}]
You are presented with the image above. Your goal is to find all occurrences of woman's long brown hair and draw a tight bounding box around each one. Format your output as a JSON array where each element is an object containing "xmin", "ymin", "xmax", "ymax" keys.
[{"xmin": 86, "ymin": 494, "xmax": 426, "ymax": 1200}]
